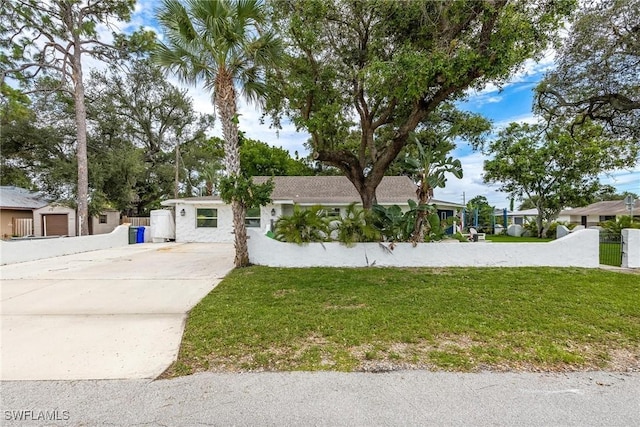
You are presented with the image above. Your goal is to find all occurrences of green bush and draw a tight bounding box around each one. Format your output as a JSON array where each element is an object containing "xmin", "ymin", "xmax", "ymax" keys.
[
  {"xmin": 600, "ymin": 216, "xmax": 640, "ymax": 234},
  {"xmin": 332, "ymin": 203, "xmax": 380, "ymax": 246},
  {"xmin": 274, "ymin": 205, "xmax": 330, "ymax": 243},
  {"xmin": 275, "ymin": 202, "xmax": 456, "ymax": 244},
  {"xmin": 544, "ymin": 221, "xmax": 575, "ymax": 239}
]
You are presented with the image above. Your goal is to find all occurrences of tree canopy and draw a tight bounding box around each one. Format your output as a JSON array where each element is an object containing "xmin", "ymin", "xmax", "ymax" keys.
[
  {"xmin": 1, "ymin": 0, "xmax": 136, "ymax": 235},
  {"xmin": 239, "ymin": 137, "xmax": 314, "ymax": 177},
  {"xmin": 465, "ymin": 195, "xmax": 495, "ymax": 233},
  {"xmin": 536, "ymin": 0, "xmax": 640, "ymax": 145},
  {"xmin": 267, "ymin": 0, "xmax": 574, "ymax": 208},
  {"xmin": 483, "ymin": 121, "xmax": 637, "ymax": 237}
]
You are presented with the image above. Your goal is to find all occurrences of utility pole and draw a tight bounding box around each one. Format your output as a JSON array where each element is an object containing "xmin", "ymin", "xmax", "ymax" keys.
[
  {"xmin": 625, "ymin": 194, "xmax": 636, "ymax": 219},
  {"xmin": 174, "ymin": 142, "xmax": 180, "ymax": 199}
]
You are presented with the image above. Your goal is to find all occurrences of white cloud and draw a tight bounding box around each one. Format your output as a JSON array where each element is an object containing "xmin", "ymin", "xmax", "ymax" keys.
[
  {"xmin": 600, "ymin": 168, "xmax": 640, "ymax": 194},
  {"xmin": 434, "ymin": 151, "xmax": 512, "ymax": 208},
  {"xmin": 467, "ymin": 48, "xmax": 557, "ymax": 98},
  {"xmin": 492, "ymin": 113, "xmax": 541, "ymax": 131}
]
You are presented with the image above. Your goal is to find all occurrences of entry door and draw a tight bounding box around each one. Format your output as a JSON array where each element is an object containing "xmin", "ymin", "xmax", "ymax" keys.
[
  {"xmin": 438, "ymin": 209, "xmax": 454, "ymax": 234},
  {"xmin": 42, "ymin": 214, "xmax": 68, "ymax": 236}
]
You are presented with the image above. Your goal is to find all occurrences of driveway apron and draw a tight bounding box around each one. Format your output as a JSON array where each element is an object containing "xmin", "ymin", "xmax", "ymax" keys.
[{"xmin": 0, "ymin": 243, "xmax": 234, "ymax": 380}]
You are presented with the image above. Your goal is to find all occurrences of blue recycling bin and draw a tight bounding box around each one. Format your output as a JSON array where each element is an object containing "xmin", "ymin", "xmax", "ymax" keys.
[{"xmin": 136, "ymin": 226, "xmax": 145, "ymax": 243}]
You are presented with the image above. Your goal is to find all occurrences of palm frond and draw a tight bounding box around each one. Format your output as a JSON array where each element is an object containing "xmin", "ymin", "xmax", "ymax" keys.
[{"xmin": 154, "ymin": 0, "xmax": 281, "ymax": 106}]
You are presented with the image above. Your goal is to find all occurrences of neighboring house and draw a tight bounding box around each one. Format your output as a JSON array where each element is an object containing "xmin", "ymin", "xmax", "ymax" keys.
[
  {"xmin": 161, "ymin": 176, "xmax": 464, "ymax": 243},
  {"xmin": 492, "ymin": 208, "xmax": 573, "ymax": 227},
  {"xmin": 0, "ymin": 186, "xmax": 76, "ymax": 239},
  {"xmin": 89, "ymin": 209, "xmax": 120, "ymax": 235},
  {"xmin": 506, "ymin": 208, "xmax": 539, "ymax": 226},
  {"xmin": 561, "ymin": 200, "xmax": 640, "ymax": 227}
]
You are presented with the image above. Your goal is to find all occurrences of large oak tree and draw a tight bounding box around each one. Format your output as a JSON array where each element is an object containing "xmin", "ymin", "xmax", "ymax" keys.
[
  {"xmin": 266, "ymin": 0, "xmax": 574, "ymax": 208},
  {"xmin": 536, "ymin": 0, "xmax": 640, "ymax": 145}
]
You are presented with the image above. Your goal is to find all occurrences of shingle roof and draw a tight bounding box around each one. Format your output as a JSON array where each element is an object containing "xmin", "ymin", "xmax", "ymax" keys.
[
  {"xmin": 0, "ymin": 186, "xmax": 48, "ymax": 210},
  {"xmin": 252, "ymin": 176, "xmax": 417, "ymax": 204},
  {"xmin": 561, "ymin": 200, "xmax": 639, "ymax": 216},
  {"xmin": 163, "ymin": 176, "xmax": 420, "ymax": 205},
  {"xmin": 507, "ymin": 208, "xmax": 539, "ymax": 216}
]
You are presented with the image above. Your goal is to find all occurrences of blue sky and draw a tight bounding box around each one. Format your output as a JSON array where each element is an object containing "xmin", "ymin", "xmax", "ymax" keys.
[{"xmin": 122, "ymin": 2, "xmax": 639, "ymax": 210}]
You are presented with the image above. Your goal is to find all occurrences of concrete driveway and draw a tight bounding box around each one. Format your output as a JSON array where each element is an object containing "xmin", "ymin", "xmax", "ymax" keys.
[{"xmin": 0, "ymin": 243, "xmax": 234, "ymax": 381}]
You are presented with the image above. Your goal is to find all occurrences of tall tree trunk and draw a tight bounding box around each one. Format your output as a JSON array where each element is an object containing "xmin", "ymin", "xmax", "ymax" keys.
[
  {"xmin": 216, "ymin": 70, "xmax": 249, "ymax": 267},
  {"xmin": 72, "ymin": 38, "xmax": 89, "ymax": 236},
  {"xmin": 412, "ymin": 176, "xmax": 431, "ymax": 242},
  {"xmin": 343, "ymin": 170, "xmax": 379, "ymax": 210},
  {"xmin": 535, "ymin": 201, "xmax": 545, "ymax": 238},
  {"xmin": 174, "ymin": 142, "xmax": 180, "ymax": 198},
  {"xmin": 359, "ymin": 184, "xmax": 377, "ymax": 210},
  {"xmin": 232, "ymin": 199, "xmax": 249, "ymax": 265}
]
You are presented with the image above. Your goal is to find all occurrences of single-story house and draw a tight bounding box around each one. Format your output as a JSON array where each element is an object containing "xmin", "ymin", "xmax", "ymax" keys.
[
  {"xmin": 161, "ymin": 176, "xmax": 465, "ymax": 243},
  {"xmin": 491, "ymin": 208, "xmax": 574, "ymax": 227},
  {"xmin": 561, "ymin": 199, "xmax": 639, "ymax": 227},
  {"xmin": 0, "ymin": 186, "xmax": 76, "ymax": 239},
  {"xmin": 506, "ymin": 208, "xmax": 538, "ymax": 226},
  {"xmin": 89, "ymin": 209, "xmax": 121, "ymax": 235}
]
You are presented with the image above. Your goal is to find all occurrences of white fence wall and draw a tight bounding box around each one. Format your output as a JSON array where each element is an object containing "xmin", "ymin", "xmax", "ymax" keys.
[
  {"xmin": 622, "ymin": 229, "xmax": 640, "ymax": 269},
  {"xmin": 248, "ymin": 229, "xmax": 599, "ymax": 268},
  {"xmin": 0, "ymin": 225, "xmax": 129, "ymax": 265}
]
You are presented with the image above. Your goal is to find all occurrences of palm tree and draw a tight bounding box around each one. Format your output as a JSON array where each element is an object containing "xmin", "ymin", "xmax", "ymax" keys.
[{"xmin": 155, "ymin": 0, "xmax": 281, "ymax": 267}]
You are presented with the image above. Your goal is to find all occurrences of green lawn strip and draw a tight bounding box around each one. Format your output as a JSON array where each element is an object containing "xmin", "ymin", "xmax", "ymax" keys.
[
  {"xmin": 164, "ymin": 267, "xmax": 640, "ymax": 377},
  {"xmin": 599, "ymin": 242, "xmax": 622, "ymax": 266}
]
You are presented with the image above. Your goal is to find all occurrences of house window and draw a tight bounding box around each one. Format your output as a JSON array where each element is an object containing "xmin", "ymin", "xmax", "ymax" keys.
[
  {"xmin": 320, "ymin": 207, "xmax": 341, "ymax": 217},
  {"xmin": 245, "ymin": 207, "xmax": 261, "ymax": 228},
  {"xmin": 196, "ymin": 208, "xmax": 217, "ymax": 227},
  {"xmin": 599, "ymin": 215, "xmax": 615, "ymax": 222},
  {"xmin": 99, "ymin": 214, "xmax": 107, "ymax": 224}
]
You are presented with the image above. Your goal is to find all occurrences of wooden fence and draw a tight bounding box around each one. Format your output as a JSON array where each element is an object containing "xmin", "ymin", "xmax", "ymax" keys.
[
  {"xmin": 12, "ymin": 218, "xmax": 33, "ymax": 237},
  {"xmin": 121, "ymin": 216, "xmax": 150, "ymax": 227}
]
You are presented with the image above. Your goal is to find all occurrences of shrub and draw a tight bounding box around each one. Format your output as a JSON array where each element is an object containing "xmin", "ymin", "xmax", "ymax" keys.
[
  {"xmin": 544, "ymin": 221, "xmax": 574, "ymax": 239},
  {"xmin": 274, "ymin": 205, "xmax": 330, "ymax": 243},
  {"xmin": 332, "ymin": 203, "xmax": 380, "ymax": 246},
  {"xmin": 600, "ymin": 216, "xmax": 640, "ymax": 234}
]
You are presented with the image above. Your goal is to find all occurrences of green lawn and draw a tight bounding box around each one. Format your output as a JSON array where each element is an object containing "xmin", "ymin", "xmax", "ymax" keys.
[
  {"xmin": 600, "ymin": 242, "xmax": 622, "ymax": 266},
  {"xmin": 164, "ymin": 267, "xmax": 640, "ymax": 377}
]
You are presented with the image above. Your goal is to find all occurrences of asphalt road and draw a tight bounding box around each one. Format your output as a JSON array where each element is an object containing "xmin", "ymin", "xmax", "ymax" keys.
[{"xmin": 2, "ymin": 371, "xmax": 639, "ymax": 426}]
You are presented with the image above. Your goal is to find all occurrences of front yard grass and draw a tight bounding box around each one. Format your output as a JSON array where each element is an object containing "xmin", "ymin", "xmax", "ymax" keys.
[
  {"xmin": 600, "ymin": 242, "xmax": 623, "ymax": 266},
  {"xmin": 163, "ymin": 267, "xmax": 640, "ymax": 377}
]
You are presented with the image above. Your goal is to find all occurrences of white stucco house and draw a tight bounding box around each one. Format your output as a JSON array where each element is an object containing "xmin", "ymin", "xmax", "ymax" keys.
[
  {"xmin": 560, "ymin": 199, "xmax": 639, "ymax": 228},
  {"xmin": 494, "ymin": 208, "xmax": 573, "ymax": 227},
  {"xmin": 161, "ymin": 176, "xmax": 464, "ymax": 243}
]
